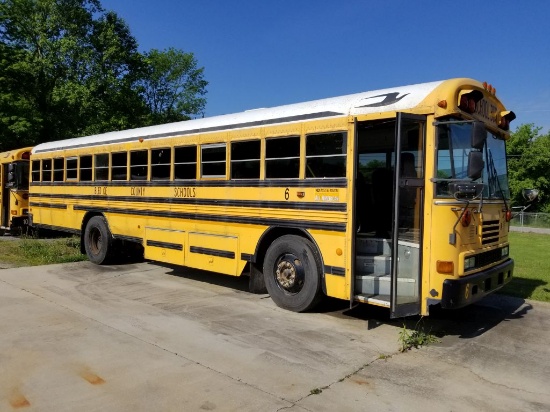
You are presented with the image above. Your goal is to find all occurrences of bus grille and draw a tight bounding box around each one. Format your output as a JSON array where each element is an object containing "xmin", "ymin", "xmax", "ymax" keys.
[
  {"xmin": 474, "ymin": 248, "xmax": 504, "ymax": 269},
  {"xmin": 481, "ymin": 220, "xmax": 501, "ymax": 245}
]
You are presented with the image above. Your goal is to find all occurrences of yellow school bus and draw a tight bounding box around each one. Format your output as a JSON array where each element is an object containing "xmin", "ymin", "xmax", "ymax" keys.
[
  {"xmin": 0, "ymin": 147, "xmax": 32, "ymax": 235},
  {"xmin": 29, "ymin": 78, "xmax": 516, "ymax": 317}
]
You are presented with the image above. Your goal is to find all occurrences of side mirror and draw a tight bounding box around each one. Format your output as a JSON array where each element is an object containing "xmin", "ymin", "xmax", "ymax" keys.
[
  {"xmin": 471, "ymin": 121, "xmax": 487, "ymax": 150},
  {"xmin": 522, "ymin": 189, "xmax": 539, "ymax": 203},
  {"xmin": 467, "ymin": 151, "xmax": 484, "ymax": 180}
]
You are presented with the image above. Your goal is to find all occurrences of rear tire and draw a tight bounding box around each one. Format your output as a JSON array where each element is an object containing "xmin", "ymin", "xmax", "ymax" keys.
[
  {"xmin": 263, "ymin": 235, "xmax": 323, "ymax": 312},
  {"xmin": 84, "ymin": 216, "xmax": 113, "ymax": 264}
]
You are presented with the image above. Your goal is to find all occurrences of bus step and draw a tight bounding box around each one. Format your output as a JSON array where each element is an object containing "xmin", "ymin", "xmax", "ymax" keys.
[
  {"xmin": 356, "ymin": 235, "xmax": 391, "ymax": 255},
  {"xmin": 355, "ymin": 274, "xmax": 416, "ymax": 296},
  {"xmin": 355, "ymin": 254, "xmax": 391, "ymax": 275},
  {"xmin": 354, "ymin": 294, "xmax": 390, "ymax": 307}
]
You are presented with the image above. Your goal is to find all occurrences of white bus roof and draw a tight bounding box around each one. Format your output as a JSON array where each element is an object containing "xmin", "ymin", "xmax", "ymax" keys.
[{"xmin": 33, "ymin": 79, "xmax": 445, "ymax": 154}]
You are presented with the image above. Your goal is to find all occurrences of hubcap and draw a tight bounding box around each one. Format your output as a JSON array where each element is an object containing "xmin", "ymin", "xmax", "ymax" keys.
[
  {"xmin": 275, "ymin": 254, "xmax": 305, "ymax": 294},
  {"xmin": 89, "ymin": 228, "xmax": 102, "ymax": 255}
]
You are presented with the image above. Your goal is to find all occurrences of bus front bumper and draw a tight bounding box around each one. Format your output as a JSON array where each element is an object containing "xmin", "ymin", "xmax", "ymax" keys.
[{"xmin": 440, "ymin": 259, "xmax": 514, "ymax": 309}]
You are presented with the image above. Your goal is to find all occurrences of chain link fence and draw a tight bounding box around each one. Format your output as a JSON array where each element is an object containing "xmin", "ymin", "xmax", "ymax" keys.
[{"xmin": 511, "ymin": 212, "xmax": 550, "ymax": 229}]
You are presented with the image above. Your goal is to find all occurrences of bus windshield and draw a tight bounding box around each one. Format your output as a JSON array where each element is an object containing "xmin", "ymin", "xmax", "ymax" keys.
[
  {"xmin": 11, "ymin": 161, "xmax": 30, "ymax": 190},
  {"xmin": 435, "ymin": 120, "xmax": 510, "ymax": 200}
]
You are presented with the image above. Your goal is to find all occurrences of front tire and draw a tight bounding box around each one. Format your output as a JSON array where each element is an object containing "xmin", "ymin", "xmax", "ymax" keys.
[
  {"xmin": 263, "ymin": 235, "xmax": 323, "ymax": 312},
  {"xmin": 84, "ymin": 216, "xmax": 113, "ymax": 264}
]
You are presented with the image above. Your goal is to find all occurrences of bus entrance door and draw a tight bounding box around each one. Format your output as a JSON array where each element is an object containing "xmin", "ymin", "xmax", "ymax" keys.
[{"xmin": 390, "ymin": 113, "xmax": 425, "ymax": 318}]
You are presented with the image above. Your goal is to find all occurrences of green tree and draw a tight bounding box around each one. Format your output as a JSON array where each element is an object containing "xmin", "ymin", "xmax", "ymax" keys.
[
  {"xmin": 0, "ymin": 0, "xmax": 208, "ymax": 150},
  {"xmin": 507, "ymin": 124, "xmax": 550, "ymax": 212},
  {"xmin": 139, "ymin": 48, "xmax": 207, "ymax": 125},
  {"xmin": 0, "ymin": 0, "xmax": 148, "ymax": 148}
]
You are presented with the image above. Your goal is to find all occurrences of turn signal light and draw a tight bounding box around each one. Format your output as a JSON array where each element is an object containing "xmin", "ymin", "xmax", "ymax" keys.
[
  {"xmin": 437, "ymin": 260, "xmax": 454, "ymax": 274},
  {"xmin": 505, "ymin": 210, "xmax": 512, "ymax": 222},
  {"xmin": 461, "ymin": 210, "xmax": 472, "ymax": 227}
]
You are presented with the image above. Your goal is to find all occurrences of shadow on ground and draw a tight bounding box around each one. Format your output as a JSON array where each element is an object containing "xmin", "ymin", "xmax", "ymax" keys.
[{"xmin": 159, "ymin": 263, "xmax": 532, "ymax": 341}]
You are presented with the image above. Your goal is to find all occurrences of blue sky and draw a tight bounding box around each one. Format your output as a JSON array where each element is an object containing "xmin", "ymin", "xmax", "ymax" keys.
[{"xmin": 101, "ymin": 0, "xmax": 550, "ymax": 133}]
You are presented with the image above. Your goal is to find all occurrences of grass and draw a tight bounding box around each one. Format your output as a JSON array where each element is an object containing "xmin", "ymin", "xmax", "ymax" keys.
[
  {"xmin": 0, "ymin": 236, "xmax": 87, "ymax": 267},
  {"xmin": 397, "ymin": 319, "xmax": 440, "ymax": 352},
  {"xmin": 499, "ymin": 232, "xmax": 550, "ymax": 302}
]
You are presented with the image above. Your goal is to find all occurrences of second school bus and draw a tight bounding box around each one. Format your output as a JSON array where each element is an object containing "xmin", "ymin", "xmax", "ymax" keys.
[
  {"xmin": 0, "ymin": 147, "xmax": 32, "ymax": 235},
  {"xmin": 29, "ymin": 78, "xmax": 517, "ymax": 317}
]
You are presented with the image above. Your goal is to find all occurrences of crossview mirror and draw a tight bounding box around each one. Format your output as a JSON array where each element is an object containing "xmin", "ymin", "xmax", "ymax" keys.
[
  {"xmin": 522, "ymin": 189, "xmax": 540, "ymax": 203},
  {"xmin": 471, "ymin": 121, "xmax": 486, "ymax": 150},
  {"xmin": 467, "ymin": 151, "xmax": 484, "ymax": 180}
]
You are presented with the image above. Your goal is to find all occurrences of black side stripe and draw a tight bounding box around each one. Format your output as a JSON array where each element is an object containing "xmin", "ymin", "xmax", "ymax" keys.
[
  {"xmin": 325, "ymin": 266, "xmax": 346, "ymax": 276},
  {"xmin": 31, "ymin": 178, "xmax": 348, "ymax": 188},
  {"xmin": 190, "ymin": 246, "xmax": 235, "ymax": 259},
  {"xmin": 70, "ymin": 205, "xmax": 346, "ymax": 232},
  {"xmin": 29, "ymin": 202, "xmax": 67, "ymax": 209},
  {"xmin": 241, "ymin": 253, "xmax": 254, "ymax": 262},
  {"xmin": 146, "ymin": 240, "xmax": 183, "ymax": 251}
]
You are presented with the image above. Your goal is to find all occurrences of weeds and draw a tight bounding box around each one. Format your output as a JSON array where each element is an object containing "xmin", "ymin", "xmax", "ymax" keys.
[{"xmin": 398, "ymin": 318, "xmax": 439, "ymax": 352}]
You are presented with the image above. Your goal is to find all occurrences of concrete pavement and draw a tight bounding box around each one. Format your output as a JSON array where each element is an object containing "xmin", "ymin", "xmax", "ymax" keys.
[{"xmin": 0, "ymin": 261, "xmax": 549, "ymax": 411}]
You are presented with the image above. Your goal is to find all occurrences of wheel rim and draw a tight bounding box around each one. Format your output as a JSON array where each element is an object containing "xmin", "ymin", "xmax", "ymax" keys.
[
  {"xmin": 274, "ymin": 253, "xmax": 305, "ymax": 294},
  {"xmin": 88, "ymin": 227, "xmax": 102, "ymax": 255}
]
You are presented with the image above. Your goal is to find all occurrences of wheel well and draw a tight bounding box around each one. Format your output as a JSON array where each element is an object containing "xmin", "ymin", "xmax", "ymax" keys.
[
  {"xmin": 254, "ymin": 227, "xmax": 322, "ymax": 271},
  {"xmin": 80, "ymin": 212, "xmax": 107, "ymax": 254}
]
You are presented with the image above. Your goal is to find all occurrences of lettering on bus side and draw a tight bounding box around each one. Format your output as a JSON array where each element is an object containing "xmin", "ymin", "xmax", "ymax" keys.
[
  {"xmin": 131, "ymin": 187, "xmax": 146, "ymax": 196},
  {"xmin": 174, "ymin": 187, "xmax": 196, "ymax": 198},
  {"xmin": 94, "ymin": 186, "xmax": 107, "ymax": 195}
]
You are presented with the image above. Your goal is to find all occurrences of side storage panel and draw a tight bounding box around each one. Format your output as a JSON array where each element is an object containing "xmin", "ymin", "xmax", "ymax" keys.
[
  {"xmin": 187, "ymin": 232, "xmax": 239, "ymax": 276},
  {"xmin": 144, "ymin": 227, "xmax": 185, "ymax": 265}
]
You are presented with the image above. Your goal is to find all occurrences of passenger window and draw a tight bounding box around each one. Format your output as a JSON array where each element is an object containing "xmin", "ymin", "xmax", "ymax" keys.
[
  {"xmin": 95, "ymin": 154, "xmax": 109, "ymax": 181},
  {"xmin": 306, "ymin": 132, "xmax": 347, "ymax": 178},
  {"xmin": 112, "ymin": 152, "xmax": 127, "ymax": 181},
  {"xmin": 66, "ymin": 157, "xmax": 78, "ymax": 180},
  {"xmin": 231, "ymin": 140, "xmax": 260, "ymax": 179},
  {"xmin": 31, "ymin": 160, "xmax": 40, "ymax": 182},
  {"xmin": 53, "ymin": 158, "xmax": 64, "ymax": 181},
  {"xmin": 42, "ymin": 159, "xmax": 52, "ymax": 181},
  {"xmin": 265, "ymin": 136, "xmax": 300, "ymax": 179},
  {"xmin": 201, "ymin": 144, "xmax": 226, "ymax": 178},
  {"xmin": 151, "ymin": 148, "xmax": 171, "ymax": 180},
  {"xmin": 130, "ymin": 150, "xmax": 148, "ymax": 181},
  {"xmin": 174, "ymin": 145, "xmax": 197, "ymax": 180},
  {"xmin": 80, "ymin": 155, "xmax": 92, "ymax": 181}
]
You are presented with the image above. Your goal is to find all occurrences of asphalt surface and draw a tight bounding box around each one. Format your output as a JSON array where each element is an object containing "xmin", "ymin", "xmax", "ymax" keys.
[{"xmin": 0, "ymin": 261, "xmax": 549, "ymax": 411}]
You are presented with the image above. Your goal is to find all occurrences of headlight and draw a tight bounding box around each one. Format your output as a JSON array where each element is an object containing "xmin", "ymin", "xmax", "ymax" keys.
[
  {"xmin": 464, "ymin": 256, "xmax": 476, "ymax": 270},
  {"xmin": 501, "ymin": 246, "xmax": 509, "ymax": 257}
]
